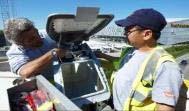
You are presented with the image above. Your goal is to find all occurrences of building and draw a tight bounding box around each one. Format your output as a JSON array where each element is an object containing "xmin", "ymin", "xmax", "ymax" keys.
[
  {"xmin": 159, "ymin": 19, "xmax": 189, "ymax": 44},
  {"xmin": 94, "ymin": 19, "xmax": 189, "ymax": 45}
]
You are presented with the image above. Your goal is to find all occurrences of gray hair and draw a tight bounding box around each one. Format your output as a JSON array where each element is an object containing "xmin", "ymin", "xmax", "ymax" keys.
[{"xmin": 3, "ymin": 18, "xmax": 34, "ymax": 44}]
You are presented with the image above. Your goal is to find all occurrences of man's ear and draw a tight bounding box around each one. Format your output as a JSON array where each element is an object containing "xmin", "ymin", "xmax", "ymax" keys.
[{"xmin": 143, "ymin": 30, "xmax": 153, "ymax": 40}]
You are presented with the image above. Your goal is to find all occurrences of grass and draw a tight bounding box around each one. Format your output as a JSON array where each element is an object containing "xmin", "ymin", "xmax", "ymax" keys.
[
  {"xmin": 0, "ymin": 56, "xmax": 8, "ymax": 62},
  {"xmin": 165, "ymin": 44, "xmax": 189, "ymax": 58}
]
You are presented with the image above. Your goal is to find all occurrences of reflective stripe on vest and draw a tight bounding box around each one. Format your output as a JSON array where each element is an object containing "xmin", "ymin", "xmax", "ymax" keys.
[
  {"xmin": 123, "ymin": 46, "xmax": 175, "ymax": 111},
  {"xmin": 184, "ymin": 80, "xmax": 189, "ymax": 88}
]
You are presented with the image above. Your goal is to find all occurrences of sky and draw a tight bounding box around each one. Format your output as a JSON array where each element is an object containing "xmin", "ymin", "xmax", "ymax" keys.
[{"xmin": 0, "ymin": 0, "xmax": 189, "ymax": 29}]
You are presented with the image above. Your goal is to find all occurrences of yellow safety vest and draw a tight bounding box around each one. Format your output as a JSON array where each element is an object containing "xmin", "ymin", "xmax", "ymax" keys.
[{"xmin": 122, "ymin": 46, "xmax": 176, "ymax": 111}]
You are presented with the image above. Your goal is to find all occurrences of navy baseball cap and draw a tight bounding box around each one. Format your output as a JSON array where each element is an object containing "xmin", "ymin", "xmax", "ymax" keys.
[{"xmin": 115, "ymin": 8, "xmax": 167, "ymax": 32}]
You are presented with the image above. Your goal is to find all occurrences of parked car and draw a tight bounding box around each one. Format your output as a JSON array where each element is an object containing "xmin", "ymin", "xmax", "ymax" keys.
[{"xmin": 180, "ymin": 60, "xmax": 188, "ymax": 66}]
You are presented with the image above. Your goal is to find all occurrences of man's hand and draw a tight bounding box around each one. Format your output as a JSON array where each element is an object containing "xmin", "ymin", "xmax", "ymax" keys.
[
  {"xmin": 94, "ymin": 50, "xmax": 103, "ymax": 58},
  {"xmin": 52, "ymin": 48, "xmax": 67, "ymax": 58},
  {"xmin": 156, "ymin": 103, "xmax": 175, "ymax": 111}
]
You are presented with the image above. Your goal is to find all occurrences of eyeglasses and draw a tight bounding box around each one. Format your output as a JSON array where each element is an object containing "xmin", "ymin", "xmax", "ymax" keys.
[{"xmin": 124, "ymin": 28, "xmax": 143, "ymax": 37}]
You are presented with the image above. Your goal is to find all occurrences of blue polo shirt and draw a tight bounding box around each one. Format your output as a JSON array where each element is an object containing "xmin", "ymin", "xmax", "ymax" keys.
[{"xmin": 6, "ymin": 36, "xmax": 56, "ymax": 80}]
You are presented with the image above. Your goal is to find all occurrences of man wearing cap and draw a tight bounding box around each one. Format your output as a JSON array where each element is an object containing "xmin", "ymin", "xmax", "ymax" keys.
[{"xmin": 112, "ymin": 8, "xmax": 182, "ymax": 111}]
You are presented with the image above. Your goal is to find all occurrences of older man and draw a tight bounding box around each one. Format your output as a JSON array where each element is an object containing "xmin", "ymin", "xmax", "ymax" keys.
[{"xmin": 4, "ymin": 18, "xmax": 66, "ymax": 81}]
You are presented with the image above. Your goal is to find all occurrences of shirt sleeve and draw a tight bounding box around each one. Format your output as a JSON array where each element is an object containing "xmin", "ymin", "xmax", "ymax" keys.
[
  {"xmin": 152, "ymin": 61, "xmax": 183, "ymax": 106},
  {"xmin": 6, "ymin": 46, "xmax": 30, "ymax": 74},
  {"xmin": 44, "ymin": 35, "xmax": 57, "ymax": 48}
]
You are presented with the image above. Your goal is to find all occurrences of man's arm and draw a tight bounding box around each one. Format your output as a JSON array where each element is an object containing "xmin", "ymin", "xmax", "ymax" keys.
[
  {"xmin": 152, "ymin": 61, "xmax": 182, "ymax": 111},
  {"xmin": 19, "ymin": 48, "xmax": 65, "ymax": 78},
  {"xmin": 156, "ymin": 103, "xmax": 175, "ymax": 111}
]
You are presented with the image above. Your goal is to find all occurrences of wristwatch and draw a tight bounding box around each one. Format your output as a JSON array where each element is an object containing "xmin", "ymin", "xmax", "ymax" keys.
[{"xmin": 51, "ymin": 49, "xmax": 58, "ymax": 58}]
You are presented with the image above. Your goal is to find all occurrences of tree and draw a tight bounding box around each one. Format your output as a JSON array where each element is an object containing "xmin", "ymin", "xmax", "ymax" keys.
[{"xmin": 0, "ymin": 30, "xmax": 6, "ymax": 47}]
